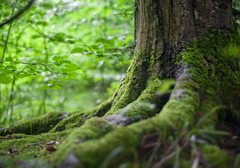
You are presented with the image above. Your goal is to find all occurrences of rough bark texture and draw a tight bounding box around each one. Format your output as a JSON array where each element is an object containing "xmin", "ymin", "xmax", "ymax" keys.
[
  {"xmin": 1, "ymin": 0, "xmax": 240, "ymax": 168},
  {"xmin": 134, "ymin": 0, "xmax": 232, "ymax": 78}
]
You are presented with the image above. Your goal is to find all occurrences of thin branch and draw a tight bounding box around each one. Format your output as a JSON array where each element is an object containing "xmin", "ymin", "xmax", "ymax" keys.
[
  {"xmin": 0, "ymin": 0, "xmax": 36, "ymax": 28},
  {"xmin": 152, "ymin": 141, "xmax": 188, "ymax": 168},
  {"xmin": 191, "ymin": 148, "xmax": 201, "ymax": 168}
]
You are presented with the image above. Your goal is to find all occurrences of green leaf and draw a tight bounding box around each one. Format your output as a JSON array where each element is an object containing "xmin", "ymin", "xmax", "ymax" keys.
[
  {"xmin": 96, "ymin": 38, "xmax": 106, "ymax": 43},
  {"xmin": 15, "ymin": 74, "xmax": 29, "ymax": 79},
  {"xmin": 47, "ymin": 79, "xmax": 54, "ymax": 84},
  {"xmin": 68, "ymin": 72, "xmax": 77, "ymax": 79},
  {"xmin": 0, "ymin": 69, "xmax": 14, "ymax": 74},
  {"xmin": 8, "ymin": 65, "xmax": 17, "ymax": 70},
  {"xmin": 75, "ymin": 70, "xmax": 83, "ymax": 74},
  {"xmin": 0, "ymin": 75, "xmax": 12, "ymax": 84},
  {"xmin": 96, "ymin": 51, "xmax": 104, "ymax": 57},
  {"xmin": 53, "ymin": 56, "xmax": 63, "ymax": 62},
  {"xmin": 61, "ymin": 68, "xmax": 69, "ymax": 73},
  {"xmin": 60, "ymin": 60, "xmax": 71, "ymax": 64},
  {"xmin": 5, "ymin": 57, "xmax": 13, "ymax": 62},
  {"xmin": 64, "ymin": 63, "xmax": 81, "ymax": 71},
  {"xmin": 55, "ymin": 83, "xmax": 65, "ymax": 86},
  {"xmin": 117, "ymin": 0, "xmax": 124, "ymax": 6},
  {"xmin": 52, "ymin": 85, "xmax": 61, "ymax": 91},
  {"xmin": 71, "ymin": 47, "xmax": 84, "ymax": 54},
  {"xmin": 32, "ymin": 34, "xmax": 42, "ymax": 39},
  {"xmin": 197, "ymin": 129, "xmax": 231, "ymax": 135},
  {"xmin": 52, "ymin": 33, "xmax": 66, "ymax": 42},
  {"xmin": 36, "ymin": 21, "xmax": 49, "ymax": 26},
  {"xmin": 30, "ymin": 65, "xmax": 37, "ymax": 70},
  {"xmin": 40, "ymin": 85, "xmax": 51, "ymax": 90},
  {"xmin": 66, "ymin": 40, "xmax": 75, "ymax": 44},
  {"xmin": 105, "ymin": 39, "xmax": 115, "ymax": 48}
]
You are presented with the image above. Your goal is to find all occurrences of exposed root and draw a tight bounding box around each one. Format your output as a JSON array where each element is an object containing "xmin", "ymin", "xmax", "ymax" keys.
[{"xmin": 0, "ymin": 111, "xmax": 68, "ymax": 136}]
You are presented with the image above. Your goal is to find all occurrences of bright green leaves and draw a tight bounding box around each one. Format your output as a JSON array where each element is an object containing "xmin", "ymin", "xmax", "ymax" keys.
[
  {"xmin": 53, "ymin": 56, "xmax": 63, "ymax": 62},
  {"xmin": 40, "ymin": 85, "xmax": 51, "ymax": 90},
  {"xmin": 70, "ymin": 38, "xmax": 117, "ymax": 57},
  {"xmin": 0, "ymin": 0, "xmax": 135, "ymax": 126},
  {"xmin": 0, "ymin": 74, "xmax": 13, "ymax": 84},
  {"xmin": 0, "ymin": 66, "xmax": 15, "ymax": 84},
  {"xmin": 51, "ymin": 32, "xmax": 66, "ymax": 43},
  {"xmin": 7, "ymin": 65, "xmax": 17, "ymax": 71},
  {"xmin": 101, "ymin": 9, "xmax": 113, "ymax": 18},
  {"xmin": 96, "ymin": 38, "xmax": 115, "ymax": 48},
  {"xmin": 27, "ymin": 65, "xmax": 38, "ymax": 73},
  {"xmin": 71, "ymin": 47, "xmax": 84, "ymax": 54},
  {"xmin": 52, "ymin": 55, "xmax": 81, "ymax": 72},
  {"xmin": 31, "ymin": 34, "xmax": 42, "ymax": 39},
  {"xmin": 36, "ymin": 20, "xmax": 49, "ymax": 26},
  {"xmin": 64, "ymin": 63, "xmax": 81, "ymax": 71},
  {"xmin": 52, "ymin": 85, "xmax": 61, "ymax": 91},
  {"xmin": 40, "ymin": 84, "xmax": 62, "ymax": 91},
  {"xmin": 41, "ymin": 55, "xmax": 83, "ymax": 91}
]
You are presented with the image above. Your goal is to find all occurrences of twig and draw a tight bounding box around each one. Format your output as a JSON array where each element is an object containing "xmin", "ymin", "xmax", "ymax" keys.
[
  {"xmin": 0, "ymin": 0, "xmax": 36, "ymax": 28},
  {"xmin": 152, "ymin": 141, "xmax": 188, "ymax": 168},
  {"xmin": 191, "ymin": 148, "xmax": 201, "ymax": 168}
]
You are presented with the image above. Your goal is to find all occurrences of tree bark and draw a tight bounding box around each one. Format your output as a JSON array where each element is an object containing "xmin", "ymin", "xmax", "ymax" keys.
[{"xmin": 1, "ymin": 0, "xmax": 239, "ymax": 168}]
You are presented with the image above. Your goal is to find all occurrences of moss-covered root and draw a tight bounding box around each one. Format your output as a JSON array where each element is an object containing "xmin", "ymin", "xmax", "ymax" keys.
[
  {"xmin": 53, "ymin": 89, "xmax": 200, "ymax": 167},
  {"xmin": 52, "ymin": 117, "xmax": 116, "ymax": 166},
  {"xmin": 48, "ymin": 98, "xmax": 113, "ymax": 133},
  {"xmin": 83, "ymin": 96, "xmax": 114, "ymax": 117},
  {"xmin": 1, "ymin": 97, "xmax": 113, "ymax": 135},
  {"xmin": 0, "ymin": 111, "xmax": 71, "ymax": 136},
  {"xmin": 49, "ymin": 111, "xmax": 85, "ymax": 133},
  {"xmin": 104, "ymin": 79, "xmax": 171, "ymax": 123}
]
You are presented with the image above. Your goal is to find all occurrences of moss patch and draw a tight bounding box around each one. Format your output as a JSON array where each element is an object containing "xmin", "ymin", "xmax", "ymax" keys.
[
  {"xmin": 200, "ymin": 145, "xmax": 236, "ymax": 168},
  {"xmin": 178, "ymin": 30, "xmax": 240, "ymax": 123},
  {"xmin": 1, "ymin": 111, "xmax": 70, "ymax": 136},
  {"xmin": 52, "ymin": 85, "xmax": 200, "ymax": 167},
  {"xmin": 0, "ymin": 129, "xmax": 72, "ymax": 167},
  {"xmin": 52, "ymin": 117, "xmax": 116, "ymax": 166},
  {"xmin": 105, "ymin": 79, "xmax": 166, "ymax": 122}
]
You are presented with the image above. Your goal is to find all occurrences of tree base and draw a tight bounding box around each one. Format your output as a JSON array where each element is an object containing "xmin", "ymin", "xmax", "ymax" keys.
[{"xmin": 1, "ymin": 31, "xmax": 240, "ymax": 168}]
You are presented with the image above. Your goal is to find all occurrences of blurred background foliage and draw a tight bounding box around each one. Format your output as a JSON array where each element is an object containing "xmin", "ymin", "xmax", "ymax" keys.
[{"xmin": 0, "ymin": 0, "xmax": 134, "ymax": 127}]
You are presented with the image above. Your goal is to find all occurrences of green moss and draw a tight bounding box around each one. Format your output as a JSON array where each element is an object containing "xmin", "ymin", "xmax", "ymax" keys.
[
  {"xmin": 84, "ymin": 96, "xmax": 114, "ymax": 117},
  {"xmin": 0, "ymin": 157, "xmax": 53, "ymax": 168},
  {"xmin": 2, "ymin": 29, "xmax": 240, "ymax": 168},
  {"xmin": 198, "ymin": 98, "xmax": 220, "ymax": 127},
  {"xmin": 105, "ymin": 79, "xmax": 167, "ymax": 122},
  {"xmin": 52, "ymin": 117, "xmax": 116, "ymax": 166},
  {"xmin": 0, "ymin": 129, "xmax": 72, "ymax": 165},
  {"xmin": 51, "ymin": 84, "xmax": 200, "ymax": 167},
  {"xmin": 108, "ymin": 49, "xmax": 156, "ymax": 114},
  {"xmin": 174, "ymin": 78, "xmax": 200, "ymax": 91},
  {"xmin": 200, "ymin": 145, "xmax": 235, "ymax": 167},
  {"xmin": 64, "ymin": 31, "xmax": 240, "ymax": 167},
  {"xmin": 154, "ymin": 89, "xmax": 199, "ymax": 127},
  {"xmin": 178, "ymin": 30, "xmax": 240, "ymax": 123},
  {"xmin": 49, "ymin": 98, "xmax": 115, "ymax": 133},
  {"xmin": 49, "ymin": 110, "xmax": 85, "ymax": 133},
  {"xmin": 1, "ymin": 111, "xmax": 69, "ymax": 135},
  {"xmin": 71, "ymin": 122, "xmax": 144, "ymax": 168},
  {"xmin": 148, "ymin": 50, "xmax": 156, "ymax": 73}
]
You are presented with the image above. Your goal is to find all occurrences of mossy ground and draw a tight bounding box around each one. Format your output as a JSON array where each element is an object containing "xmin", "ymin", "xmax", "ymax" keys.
[{"xmin": 1, "ymin": 30, "xmax": 240, "ymax": 167}]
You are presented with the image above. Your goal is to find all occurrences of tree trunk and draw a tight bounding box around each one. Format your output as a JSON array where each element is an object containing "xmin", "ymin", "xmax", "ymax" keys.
[{"xmin": 1, "ymin": 0, "xmax": 240, "ymax": 168}]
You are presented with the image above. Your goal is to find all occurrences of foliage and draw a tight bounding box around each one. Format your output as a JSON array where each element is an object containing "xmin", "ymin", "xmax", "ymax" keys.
[{"xmin": 0, "ymin": 0, "xmax": 134, "ymax": 127}]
